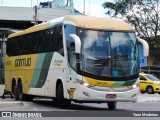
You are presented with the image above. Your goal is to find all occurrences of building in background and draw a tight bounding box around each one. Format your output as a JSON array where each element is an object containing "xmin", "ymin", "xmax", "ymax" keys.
[
  {"xmin": 0, "ymin": 0, "xmax": 83, "ymax": 84},
  {"xmin": 39, "ymin": 0, "xmax": 82, "ymax": 15},
  {"xmin": 40, "ymin": 0, "xmax": 73, "ymax": 8}
]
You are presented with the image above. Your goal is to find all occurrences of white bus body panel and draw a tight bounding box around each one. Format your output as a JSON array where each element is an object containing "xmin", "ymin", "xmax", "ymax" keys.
[
  {"xmin": 28, "ymin": 52, "xmax": 69, "ymax": 97},
  {"xmin": 74, "ymin": 83, "xmax": 139, "ymax": 102}
]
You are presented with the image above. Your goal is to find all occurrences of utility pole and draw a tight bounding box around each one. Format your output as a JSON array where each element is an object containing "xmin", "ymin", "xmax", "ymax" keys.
[
  {"xmin": 0, "ymin": 33, "xmax": 2, "ymax": 83},
  {"xmin": 1, "ymin": 0, "xmax": 4, "ymax": 6},
  {"xmin": 1, "ymin": 33, "xmax": 5, "ymax": 84},
  {"xmin": 31, "ymin": 0, "xmax": 32, "ymax": 7},
  {"xmin": 34, "ymin": 5, "xmax": 38, "ymax": 25},
  {"xmin": 0, "ymin": 29, "xmax": 7, "ymax": 84},
  {"xmin": 83, "ymin": 0, "xmax": 85, "ymax": 15},
  {"xmin": 66, "ymin": 0, "xmax": 73, "ymax": 6},
  {"xmin": 71, "ymin": 0, "xmax": 73, "ymax": 6},
  {"xmin": 89, "ymin": 0, "xmax": 90, "ymax": 15}
]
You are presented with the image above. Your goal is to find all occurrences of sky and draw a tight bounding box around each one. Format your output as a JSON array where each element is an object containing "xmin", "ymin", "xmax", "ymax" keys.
[{"xmin": 0, "ymin": 0, "xmax": 113, "ymax": 17}]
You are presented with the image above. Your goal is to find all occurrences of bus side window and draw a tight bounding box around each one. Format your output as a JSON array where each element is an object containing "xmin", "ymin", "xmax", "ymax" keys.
[
  {"xmin": 49, "ymin": 26, "xmax": 64, "ymax": 56},
  {"xmin": 56, "ymin": 26, "xmax": 64, "ymax": 56},
  {"xmin": 64, "ymin": 25, "xmax": 76, "ymax": 71},
  {"xmin": 46, "ymin": 28, "xmax": 52, "ymax": 52},
  {"xmin": 6, "ymin": 38, "xmax": 12, "ymax": 56},
  {"xmin": 32, "ymin": 33, "xmax": 36, "ymax": 54},
  {"xmin": 14, "ymin": 37, "xmax": 19, "ymax": 55}
]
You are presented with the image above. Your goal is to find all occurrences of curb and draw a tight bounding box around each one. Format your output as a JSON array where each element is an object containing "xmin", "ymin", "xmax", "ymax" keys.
[
  {"xmin": 138, "ymin": 95, "xmax": 160, "ymax": 102},
  {"xmin": 0, "ymin": 101, "xmax": 23, "ymax": 107}
]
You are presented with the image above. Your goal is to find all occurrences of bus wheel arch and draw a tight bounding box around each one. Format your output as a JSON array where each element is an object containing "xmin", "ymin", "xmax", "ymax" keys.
[
  {"xmin": 56, "ymin": 79, "xmax": 62, "ymax": 90},
  {"xmin": 56, "ymin": 79, "xmax": 71, "ymax": 108}
]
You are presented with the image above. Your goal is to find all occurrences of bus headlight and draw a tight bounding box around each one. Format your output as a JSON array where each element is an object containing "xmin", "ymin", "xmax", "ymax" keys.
[
  {"xmin": 127, "ymin": 80, "xmax": 139, "ymax": 89},
  {"xmin": 76, "ymin": 79, "xmax": 93, "ymax": 88},
  {"xmin": 131, "ymin": 81, "xmax": 139, "ymax": 89},
  {"xmin": 83, "ymin": 82, "xmax": 90, "ymax": 87},
  {"xmin": 132, "ymin": 84, "xmax": 138, "ymax": 89}
]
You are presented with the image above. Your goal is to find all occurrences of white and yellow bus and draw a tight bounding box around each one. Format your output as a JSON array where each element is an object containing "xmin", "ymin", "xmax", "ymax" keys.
[{"xmin": 4, "ymin": 16, "xmax": 149, "ymax": 109}]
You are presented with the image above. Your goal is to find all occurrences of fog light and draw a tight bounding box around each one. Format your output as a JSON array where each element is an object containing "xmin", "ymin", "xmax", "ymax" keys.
[
  {"xmin": 83, "ymin": 91, "xmax": 90, "ymax": 97},
  {"xmin": 83, "ymin": 82, "xmax": 89, "ymax": 87},
  {"xmin": 131, "ymin": 94, "xmax": 137, "ymax": 98}
]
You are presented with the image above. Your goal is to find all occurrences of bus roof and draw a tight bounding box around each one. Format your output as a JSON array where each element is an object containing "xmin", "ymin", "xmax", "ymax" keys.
[
  {"xmin": 64, "ymin": 16, "xmax": 133, "ymax": 31},
  {"xmin": 8, "ymin": 15, "xmax": 133, "ymax": 38}
]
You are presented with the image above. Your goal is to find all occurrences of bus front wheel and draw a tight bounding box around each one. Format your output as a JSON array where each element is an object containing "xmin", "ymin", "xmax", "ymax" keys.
[
  {"xmin": 107, "ymin": 102, "xmax": 117, "ymax": 110},
  {"xmin": 56, "ymin": 83, "xmax": 71, "ymax": 108}
]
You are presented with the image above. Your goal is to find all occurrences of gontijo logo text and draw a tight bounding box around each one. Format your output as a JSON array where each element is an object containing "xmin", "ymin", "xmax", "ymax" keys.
[{"xmin": 15, "ymin": 58, "xmax": 31, "ymax": 67}]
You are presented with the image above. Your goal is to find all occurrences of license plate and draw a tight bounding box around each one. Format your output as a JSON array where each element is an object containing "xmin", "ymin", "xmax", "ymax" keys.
[{"xmin": 106, "ymin": 94, "xmax": 117, "ymax": 99}]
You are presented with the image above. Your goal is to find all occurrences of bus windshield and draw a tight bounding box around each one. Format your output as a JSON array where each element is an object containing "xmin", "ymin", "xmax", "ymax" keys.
[{"xmin": 78, "ymin": 29, "xmax": 139, "ymax": 77}]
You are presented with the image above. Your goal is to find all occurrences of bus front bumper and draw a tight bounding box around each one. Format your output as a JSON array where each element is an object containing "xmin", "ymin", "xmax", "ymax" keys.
[{"xmin": 72, "ymin": 84, "xmax": 139, "ymax": 103}]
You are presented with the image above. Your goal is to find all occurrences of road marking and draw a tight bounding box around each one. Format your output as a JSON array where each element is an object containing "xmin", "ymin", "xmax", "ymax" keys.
[{"xmin": 0, "ymin": 102, "xmax": 23, "ymax": 107}]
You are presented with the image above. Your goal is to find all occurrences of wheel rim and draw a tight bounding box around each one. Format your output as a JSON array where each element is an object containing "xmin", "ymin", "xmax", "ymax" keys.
[{"xmin": 147, "ymin": 87, "xmax": 153, "ymax": 93}]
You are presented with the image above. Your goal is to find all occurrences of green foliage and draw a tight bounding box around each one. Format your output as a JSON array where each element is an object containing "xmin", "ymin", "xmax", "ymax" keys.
[
  {"xmin": 102, "ymin": 0, "xmax": 133, "ymax": 16},
  {"xmin": 103, "ymin": 0, "xmax": 160, "ymax": 49}
]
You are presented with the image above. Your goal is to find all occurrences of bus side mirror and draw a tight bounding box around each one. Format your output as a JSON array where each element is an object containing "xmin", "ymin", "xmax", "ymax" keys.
[
  {"xmin": 70, "ymin": 34, "xmax": 81, "ymax": 54},
  {"xmin": 137, "ymin": 37, "xmax": 149, "ymax": 57}
]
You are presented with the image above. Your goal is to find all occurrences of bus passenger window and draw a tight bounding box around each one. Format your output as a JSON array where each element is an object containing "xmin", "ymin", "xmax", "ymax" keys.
[{"xmin": 64, "ymin": 25, "xmax": 77, "ymax": 71}]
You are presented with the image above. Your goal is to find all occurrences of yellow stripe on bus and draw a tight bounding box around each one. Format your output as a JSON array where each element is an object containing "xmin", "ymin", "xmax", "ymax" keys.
[{"xmin": 84, "ymin": 77, "xmax": 115, "ymax": 87}]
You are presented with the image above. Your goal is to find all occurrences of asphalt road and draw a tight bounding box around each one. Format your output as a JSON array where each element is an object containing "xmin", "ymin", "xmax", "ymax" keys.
[{"xmin": 0, "ymin": 93, "xmax": 160, "ymax": 120}]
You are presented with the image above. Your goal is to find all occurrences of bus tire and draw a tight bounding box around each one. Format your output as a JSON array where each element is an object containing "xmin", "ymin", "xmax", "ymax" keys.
[
  {"xmin": 18, "ymin": 81, "xmax": 33, "ymax": 101},
  {"xmin": 26, "ymin": 95, "xmax": 34, "ymax": 102},
  {"xmin": 18, "ymin": 81, "xmax": 25, "ymax": 101},
  {"xmin": 107, "ymin": 102, "xmax": 117, "ymax": 110},
  {"xmin": 56, "ymin": 83, "xmax": 71, "ymax": 108},
  {"xmin": 13, "ymin": 83, "xmax": 19, "ymax": 100},
  {"xmin": 52, "ymin": 98, "xmax": 57, "ymax": 105}
]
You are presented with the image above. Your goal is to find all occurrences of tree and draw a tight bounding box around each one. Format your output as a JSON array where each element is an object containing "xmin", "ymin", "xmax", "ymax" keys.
[{"xmin": 103, "ymin": 0, "xmax": 160, "ymax": 65}]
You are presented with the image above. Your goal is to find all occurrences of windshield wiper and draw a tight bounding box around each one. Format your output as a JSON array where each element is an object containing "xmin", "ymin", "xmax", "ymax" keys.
[{"xmin": 93, "ymin": 56, "xmax": 111, "ymax": 67}]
